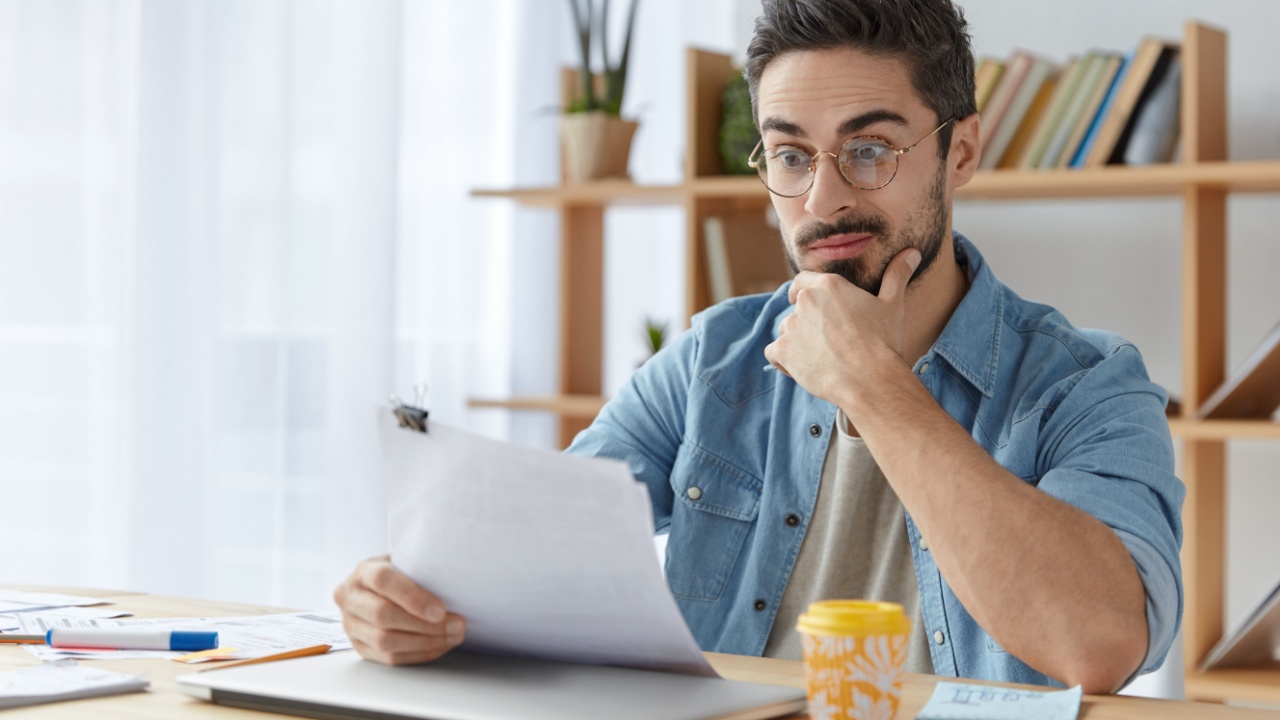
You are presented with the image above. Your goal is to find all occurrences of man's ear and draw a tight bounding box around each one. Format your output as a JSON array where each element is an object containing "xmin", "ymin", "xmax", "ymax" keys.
[{"xmin": 948, "ymin": 114, "xmax": 982, "ymax": 188}]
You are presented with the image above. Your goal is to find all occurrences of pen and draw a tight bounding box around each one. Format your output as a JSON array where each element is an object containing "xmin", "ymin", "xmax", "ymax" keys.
[{"xmin": 2, "ymin": 629, "xmax": 220, "ymax": 651}]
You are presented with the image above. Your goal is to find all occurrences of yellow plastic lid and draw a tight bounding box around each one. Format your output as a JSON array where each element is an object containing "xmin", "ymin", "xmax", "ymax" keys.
[{"xmin": 796, "ymin": 600, "xmax": 910, "ymax": 637}]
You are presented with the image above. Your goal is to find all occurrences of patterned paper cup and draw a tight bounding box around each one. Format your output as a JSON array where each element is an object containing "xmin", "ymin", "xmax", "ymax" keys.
[{"xmin": 796, "ymin": 600, "xmax": 910, "ymax": 720}]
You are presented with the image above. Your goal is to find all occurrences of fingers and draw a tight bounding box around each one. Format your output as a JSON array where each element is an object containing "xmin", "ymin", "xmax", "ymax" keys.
[
  {"xmin": 787, "ymin": 272, "xmax": 822, "ymax": 304},
  {"xmin": 763, "ymin": 342, "xmax": 792, "ymax": 378},
  {"xmin": 358, "ymin": 557, "xmax": 447, "ymax": 623},
  {"xmin": 349, "ymin": 615, "xmax": 466, "ymax": 666},
  {"xmin": 877, "ymin": 248, "xmax": 922, "ymax": 300},
  {"xmin": 334, "ymin": 556, "xmax": 465, "ymax": 666}
]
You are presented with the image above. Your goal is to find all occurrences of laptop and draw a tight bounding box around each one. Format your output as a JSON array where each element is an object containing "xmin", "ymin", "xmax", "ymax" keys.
[{"xmin": 176, "ymin": 650, "xmax": 808, "ymax": 720}]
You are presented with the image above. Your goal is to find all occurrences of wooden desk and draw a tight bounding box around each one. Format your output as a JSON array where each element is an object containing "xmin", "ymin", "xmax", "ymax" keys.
[{"xmin": 1, "ymin": 584, "xmax": 1275, "ymax": 719}]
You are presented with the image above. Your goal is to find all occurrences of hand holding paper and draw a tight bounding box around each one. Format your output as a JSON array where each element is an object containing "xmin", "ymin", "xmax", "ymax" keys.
[{"xmin": 380, "ymin": 415, "xmax": 715, "ymax": 676}]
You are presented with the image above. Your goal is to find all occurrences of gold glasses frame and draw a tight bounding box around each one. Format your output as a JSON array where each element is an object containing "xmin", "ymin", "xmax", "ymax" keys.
[{"xmin": 747, "ymin": 117, "xmax": 954, "ymax": 197}]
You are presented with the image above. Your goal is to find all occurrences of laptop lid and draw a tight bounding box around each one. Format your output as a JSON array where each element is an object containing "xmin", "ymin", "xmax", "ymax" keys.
[{"xmin": 176, "ymin": 650, "xmax": 808, "ymax": 720}]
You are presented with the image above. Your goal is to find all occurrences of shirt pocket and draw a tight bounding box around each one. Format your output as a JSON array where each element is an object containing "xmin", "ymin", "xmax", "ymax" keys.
[{"xmin": 664, "ymin": 441, "xmax": 762, "ymax": 602}]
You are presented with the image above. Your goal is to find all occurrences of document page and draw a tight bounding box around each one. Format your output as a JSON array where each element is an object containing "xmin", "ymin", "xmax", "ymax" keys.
[
  {"xmin": 383, "ymin": 415, "xmax": 715, "ymax": 676},
  {"xmin": 19, "ymin": 612, "xmax": 349, "ymax": 661},
  {"xmin": 0, "ymin": 661, "xmax": 148, "ymax": 709}
]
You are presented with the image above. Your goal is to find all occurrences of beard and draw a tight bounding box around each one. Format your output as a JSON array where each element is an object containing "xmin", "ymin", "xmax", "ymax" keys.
[{"xmin": 782, "ymin": 161, "xmax": 949, "ymax": 295}]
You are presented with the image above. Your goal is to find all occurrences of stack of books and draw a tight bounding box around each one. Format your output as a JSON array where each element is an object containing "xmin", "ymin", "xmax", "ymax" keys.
[{"xmin": 976, "ymin": 36, "xmax": 1182, "ymax": 171}]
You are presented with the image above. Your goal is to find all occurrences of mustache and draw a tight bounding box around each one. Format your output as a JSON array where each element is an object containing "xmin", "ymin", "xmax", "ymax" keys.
[{"xmin": 793, "ymin": 214, "xmax": 890, "ymax": 249}]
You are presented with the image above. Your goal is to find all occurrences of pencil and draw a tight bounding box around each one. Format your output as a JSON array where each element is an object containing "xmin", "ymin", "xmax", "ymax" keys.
[
  {"xmin": 193, "ymin": 644, "xmax": 331, "ymax": 672},
  {"xmin": 0, "ymin": 634, "xmax": 46, "ymax": 644}
]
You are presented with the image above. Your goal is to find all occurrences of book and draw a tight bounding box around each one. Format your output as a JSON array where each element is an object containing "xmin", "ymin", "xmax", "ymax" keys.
[
  {"xmin": 1196, "ymin": 319, "xmax": 1280, "ymax": 420},
  {"xmin": 1040, "ymin": 53, "xmax": 1109, "ymax": 169},
  {"xmin": 979, "ymin": 56, "xmax": 1055, "ymax": 171},
  {"xmin": 974, "ymin": 57, "xmax": 1006, "ymax": 114},
  {"xmin": 1201, "ymin": 576, "xmax": 1280, "ymax": 670},
  {"xmin": 998, "ymin": 72, "xmax": 1058, "ymax": 170},
  {"xmin": 1123, "ymin": 54, "xmax": 1182, "ymax": 165},
  {"xmin": 1058, "ymin": 54, "xmax": 1123, "ymax": 168},
  {"xmin": 1085, "ymin": 37, "xmax": 1177, "ymax": 167},
  {"xmin": 703, "ymin": 213, "xmax": 790, "ymax": 304},
  {"xmin": 1071, "ymin": 51, "xmax": 1132, "ymax": 168},
  {"xmin": 977, "ymin": 51, "xmax": 1033, "ymax": 165},
  {"xmin": 1018, "ymin": 56, "xmax": 1085, "ymax": 169}
]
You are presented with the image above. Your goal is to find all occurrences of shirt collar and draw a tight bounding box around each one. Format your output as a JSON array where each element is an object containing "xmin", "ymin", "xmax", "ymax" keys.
[{"xmin": 929, "ymin": 232, "xmax": 1003, "ymax": 398}]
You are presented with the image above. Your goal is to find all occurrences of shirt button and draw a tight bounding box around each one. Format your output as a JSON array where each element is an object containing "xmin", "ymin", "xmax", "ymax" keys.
[
  {"xmin": 754, "ymin": 599, "xmax": 767, "ymax": 612},
  {"xmin": 920, "ymin": 537, "xmax": 929, "ymax": 551},
  {"xmin": 934, "ymin": 630, "xmax": 945, "ymax": 645},
  {"xmin": 809, "ymin": 424, "xmax": 822, "ymax": 438},
  {"xmin": 919, "ymin": 361, "xmax": 930, "ymax": 375},
  {"xmin": 686, "ymin": 486, "xmax": 702, "ymax": 501},
  {"xmin": 785, "ymin": 514, "xmax": 800, "ymax": 527}
]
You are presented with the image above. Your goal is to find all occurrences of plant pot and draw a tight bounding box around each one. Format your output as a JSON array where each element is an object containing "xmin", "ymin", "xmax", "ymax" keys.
[{"xmin": 560, "ymin": 111, "xmax": 639, "ymax": 184}]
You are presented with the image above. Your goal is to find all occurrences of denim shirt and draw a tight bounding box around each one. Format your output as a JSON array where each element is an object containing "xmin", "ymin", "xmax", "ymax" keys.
[{"xmin": 567, "ymin": 233, "xmax": 1184, "ymax": 687}]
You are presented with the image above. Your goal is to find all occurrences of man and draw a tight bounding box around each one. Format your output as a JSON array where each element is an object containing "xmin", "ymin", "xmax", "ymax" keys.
[{"xmin": 335, "ymin": 0, "xmax": 1183, "ymax": 694}]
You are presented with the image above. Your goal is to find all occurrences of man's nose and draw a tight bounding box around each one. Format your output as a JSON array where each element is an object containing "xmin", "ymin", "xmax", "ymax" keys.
[{"xmin": 804, "ymin": 152, "xmax": 856, "ymax": 220}]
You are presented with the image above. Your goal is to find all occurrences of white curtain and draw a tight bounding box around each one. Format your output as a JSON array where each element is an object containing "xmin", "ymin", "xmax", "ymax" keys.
[{"xmin": 0, "ymin": 0, "xmax": 559, "ymax": 608}]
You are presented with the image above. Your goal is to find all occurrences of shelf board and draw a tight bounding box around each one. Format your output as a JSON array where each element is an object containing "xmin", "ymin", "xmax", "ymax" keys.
[
  {"xmin": 1168, "ymin": 419, "xmax": 1280, "ymax": 440},
  {"xmin": 962, "ymin": 160, "xmax": 1280, "ymax": 199},
  {"xmin": 471, "ymin": 160, "xmax": 1280, "ymax": 207},
  {"xmin": 468, "ymin": 395, "xmax": 608, "ymax": 418},
  {"xmin": 471, "ymin": 179, "xmax": 684, "ymax": 208},
  {"xmin": 1186, "ymin": 663, "xmax": 1280, "ymax": 705}
]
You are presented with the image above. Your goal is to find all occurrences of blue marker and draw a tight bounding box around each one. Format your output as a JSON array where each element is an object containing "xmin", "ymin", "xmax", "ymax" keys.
[{"xmin": 46, "ymin": 627, "xmax": 218, "ymax": 651}]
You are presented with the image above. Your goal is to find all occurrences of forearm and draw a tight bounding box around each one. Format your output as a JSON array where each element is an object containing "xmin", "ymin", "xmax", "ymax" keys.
[{"xmin": 842, "ymin": 361, "xmax": 1148, "ymax": 692}]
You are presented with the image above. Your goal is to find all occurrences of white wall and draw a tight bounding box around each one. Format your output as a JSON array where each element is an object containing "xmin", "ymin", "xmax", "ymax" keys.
[{"xmin": 565, "ymin": 0, "xmax": 1280, "ymax": 700}]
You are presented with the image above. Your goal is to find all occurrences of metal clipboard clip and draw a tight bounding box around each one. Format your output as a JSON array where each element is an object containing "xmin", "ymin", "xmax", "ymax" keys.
[{"xmin": 390, "ymin": 384, "xmax": 429, "ymax": 433}]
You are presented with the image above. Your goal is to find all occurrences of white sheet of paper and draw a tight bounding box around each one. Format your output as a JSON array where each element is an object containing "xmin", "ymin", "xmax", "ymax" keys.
[
  {"xmin": 383, "ymin": 415, "xmax": 715, "ymax": 676},
  {"xmin": 0, "ymin": 661, "xmax": 148, "ymax": 709},
  {"xmin": 917, "ymin": 682, "xmax": 1082, "ymax": 720},
  {"xmin": 0, "ymin": 607, "xmax": 133, "ymax": 634},
  {"xmin": 19, "ymin": 612, "xmax": 350, "ymax": 661}
]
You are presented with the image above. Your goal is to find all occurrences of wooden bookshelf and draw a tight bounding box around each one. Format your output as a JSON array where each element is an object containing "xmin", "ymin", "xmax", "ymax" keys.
[
  {"xmin": 468, "ymin": 394, "xmax": 608, "ymax": 418},
  {"xmin": 471, "ymin": 22, "xmax": 1277, "ymax": 704},
  {"xmin": 1185, "ymin": 662, "xmax": 1280, "ymax": 705},
  {"xmin": 474, "ymin": 159, "xmax": 1280, "ymax": 207}
]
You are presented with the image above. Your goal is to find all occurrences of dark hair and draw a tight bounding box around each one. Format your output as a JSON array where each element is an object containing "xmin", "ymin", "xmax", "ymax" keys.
[{"xmin": 745, "ymin": 0, "xmax": 976, "ymax": 157}]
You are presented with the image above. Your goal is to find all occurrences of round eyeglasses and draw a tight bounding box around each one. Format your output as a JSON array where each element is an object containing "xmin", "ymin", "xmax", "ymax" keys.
[{"xmin": 747, "ymin": 118, "xmax": 953, "ymax": 197}]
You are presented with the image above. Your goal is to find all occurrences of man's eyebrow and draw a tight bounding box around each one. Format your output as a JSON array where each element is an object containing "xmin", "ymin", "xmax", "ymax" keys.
[
  {"xmin": 837, "ymin": 109, "xmax": 911, "ymax": 137},
  {"xmin": 759, "ymin": 110, "xmax": 913, "ymax": 140},
  {"xmin": 759, "ymin": 117, "xmax": 806, "ymax": 137}
]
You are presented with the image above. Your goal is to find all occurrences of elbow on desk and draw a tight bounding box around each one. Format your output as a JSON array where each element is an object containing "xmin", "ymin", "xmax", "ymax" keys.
[{"xmin": 1052, "ymin": 630, "xmax": 1148, "ymax": 695}]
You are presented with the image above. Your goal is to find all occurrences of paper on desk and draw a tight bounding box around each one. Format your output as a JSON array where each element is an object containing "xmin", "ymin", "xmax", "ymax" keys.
[
  {"xmin": 916, "ymin": 682, "xmax": 1082, "ymax": 720},
  {"xmin": 18, "ymin": 611, "xmax": 350, "ymax": 661},
  {"xmin": 0, "ymin": 607, "xmax": 133, "ymax": 634},
  {"xmin": 0, "ymin": 660, "xmax": 148, "ymax": 709},
  {"xmin": 383, "ymin": 416, "xmax": 715, "ymax": 677}
]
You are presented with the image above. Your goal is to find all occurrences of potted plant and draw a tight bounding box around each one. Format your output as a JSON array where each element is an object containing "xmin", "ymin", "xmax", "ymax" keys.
[
  {"xmin": 562, "ymin": 0, "xmax": 640, "ymax": 184},
  {"xmin": 638, "ymin": 316, "xmax": 667, "ymax": 367}
]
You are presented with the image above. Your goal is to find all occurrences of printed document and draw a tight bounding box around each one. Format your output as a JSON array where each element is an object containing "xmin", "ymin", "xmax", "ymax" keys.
[
  {"xmin": 0, "ymin": 661, "xmax": 148, "ymax": 709},
  {"xmin": 382, "ymin": 415, "xmax": 715, "ymax": 676},
  {"xmin": 19, "ymin": 611, "xmax": 349, "ymax": 661}
]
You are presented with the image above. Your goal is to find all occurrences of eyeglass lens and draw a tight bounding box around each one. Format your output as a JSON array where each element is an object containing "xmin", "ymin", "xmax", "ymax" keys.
[{"xmin": 758, "ymin": 138, "xmax": 898, "ymax": 196}]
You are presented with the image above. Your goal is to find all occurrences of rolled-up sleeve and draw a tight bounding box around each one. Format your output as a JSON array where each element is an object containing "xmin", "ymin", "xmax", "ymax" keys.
[{"xmin": 1034, "ymin": 342, "xmax": 1185, "ymax": 677}]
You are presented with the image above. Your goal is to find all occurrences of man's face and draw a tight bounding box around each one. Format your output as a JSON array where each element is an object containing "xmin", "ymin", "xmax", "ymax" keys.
[{"xmin": 755, "ymin": 48, "xmax": 952, "ymax": 295}]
